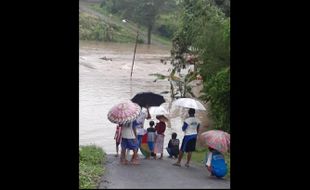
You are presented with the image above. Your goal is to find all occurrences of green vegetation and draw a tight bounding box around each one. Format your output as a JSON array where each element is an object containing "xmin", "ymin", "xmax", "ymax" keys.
[
  {"xmin": 203, "ymin": 67, "xmax": 230, "ymax": 132},
  {"xmin": 98, "ymin": 0, "xmax": 178, "ymax": 43},
  {"xmin": 101, "ymin": 0, "xmax": 166, "ymax": 44},
  {"xmin": 79, "ymin": 145, "xmax": 106, "ymax": 189},
  {"xmin": 80, "ymin": 0, "xmax": 176, "ymax": 45},
  {"xmin": 154, "ymin": 14, "xmax": 178, "ymax": 39},
  {"xmin": 79, "ymin": 12, "xmax": 105, "ymax": 41},
  {"xmin": 79, "ymin": 11, "xmax": 142, "ymax": 43},
  {"xmin": 170, "ymin": 0, "xmax": 230, "ymax": 132}
]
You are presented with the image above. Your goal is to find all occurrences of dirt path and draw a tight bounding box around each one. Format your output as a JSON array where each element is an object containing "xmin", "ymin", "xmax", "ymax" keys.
[{"xmin": 99, "ymin": 154, "xmax": 230, "ymax": 189}]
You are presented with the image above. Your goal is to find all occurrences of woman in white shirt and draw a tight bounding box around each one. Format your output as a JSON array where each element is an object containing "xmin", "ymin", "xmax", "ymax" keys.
[{"xmin": 120, "ymin": 121, "xmax": 139, "ymax": 165}]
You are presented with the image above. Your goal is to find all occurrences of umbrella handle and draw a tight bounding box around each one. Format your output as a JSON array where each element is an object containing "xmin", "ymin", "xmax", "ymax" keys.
[{"xmin": 146, "ymin": 107, "xmax": 151, "ymax": 119}]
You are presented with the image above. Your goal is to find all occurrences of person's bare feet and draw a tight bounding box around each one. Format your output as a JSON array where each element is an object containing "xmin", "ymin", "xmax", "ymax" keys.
[
  {"xmin": 130, "ymin": 160, "xmax": 140, "ymax": 165},
  {"xmin": 172, "ymin": 162, "xmax": 181, "ymax": 167},
  {"xmin": 120, "ymin": 160, "xmax": 128, "ymax": 165}
]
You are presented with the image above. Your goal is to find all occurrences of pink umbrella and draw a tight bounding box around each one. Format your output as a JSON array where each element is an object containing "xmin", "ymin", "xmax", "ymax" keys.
[
  {"xmin": 107, "ymin": 101, "xmax": 141, "ymax": 125},
  {"xmin": 200, "ymin": 130, "xmax": 230, "ymax": 153}
]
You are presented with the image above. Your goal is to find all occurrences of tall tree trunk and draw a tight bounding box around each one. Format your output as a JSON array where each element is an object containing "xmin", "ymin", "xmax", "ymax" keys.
[{"xmin": 147, "ymin": 25, "xmax": 152, "ymax": 44}]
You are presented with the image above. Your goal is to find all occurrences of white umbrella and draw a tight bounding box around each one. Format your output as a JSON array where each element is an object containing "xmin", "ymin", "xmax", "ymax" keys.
[
  {"xmin": 172, "ymin": 98, "xmax": 206, "ymax": 110},
  {"xmin": 149, "ymin": 106, "xmax": 169, "ymax": 116}
]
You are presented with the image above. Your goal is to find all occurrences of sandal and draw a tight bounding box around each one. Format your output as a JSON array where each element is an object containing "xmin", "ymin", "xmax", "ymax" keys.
[
  {"xmin": 173, "ymin": 162, "xmax": 181, "ymax": 167},
  {"xmin": 185, "ymin": 163, "xmax": 190, "ymax": 168}
]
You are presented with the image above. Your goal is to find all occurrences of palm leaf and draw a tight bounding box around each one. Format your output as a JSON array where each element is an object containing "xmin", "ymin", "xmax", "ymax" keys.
[{"xmin": 149, "ymin": 73, "xmax": 168, "ymax": 80}]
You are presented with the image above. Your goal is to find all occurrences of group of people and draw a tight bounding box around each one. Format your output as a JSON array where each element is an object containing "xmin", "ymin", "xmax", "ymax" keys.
[
  {"xmin": 113, "ymin": 107, "xmax": 227, "ymax": 178},
  {"xmin": 114, "ymin": 107, "xmax": 168, "ymax": 165}
]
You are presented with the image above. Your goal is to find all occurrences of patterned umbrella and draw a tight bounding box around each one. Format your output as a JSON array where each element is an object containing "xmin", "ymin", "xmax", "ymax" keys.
[
  {"xmin": 107, "ymin": 101, "xmax": 141, "ymax": 125},
  {"xmin": 200, "ymin": 130, "xmax": 230, "ymax": 153}
]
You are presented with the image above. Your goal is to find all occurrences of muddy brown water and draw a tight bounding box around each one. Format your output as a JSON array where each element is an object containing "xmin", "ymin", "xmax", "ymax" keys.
[{"xmin": 79, "ymin": 41, "xmax": 209, "ymax": 155}]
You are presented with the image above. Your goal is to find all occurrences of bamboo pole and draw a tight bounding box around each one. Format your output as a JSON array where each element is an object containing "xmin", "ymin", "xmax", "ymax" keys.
[{"xmin": 130, "ymin": 28, "xmax": 139, "ymax": 78}]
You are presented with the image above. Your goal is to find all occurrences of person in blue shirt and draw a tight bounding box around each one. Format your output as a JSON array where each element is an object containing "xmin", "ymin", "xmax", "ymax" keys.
[
  {"xmin": 132, "ymin": 107, "xmax": 151, "ymax": 150},
  {"xmin": 205, "ymin": 146, "xmax": 228, "ymax": 178}
]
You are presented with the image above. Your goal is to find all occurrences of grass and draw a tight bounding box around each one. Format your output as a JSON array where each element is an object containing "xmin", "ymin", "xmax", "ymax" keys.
[
  {"xmin": 80, "ymin": 6, "xmax": 137, "ymax": 43},
  {"xmin": 79, "ymin": 12, "xmax": 105, "ymax": 41},
  {"xmin": 191, "ymin": 145, "xmax": 230, "ymax": 179},
  {"xmin": 79, "ymin": 145, "xmax": 106, "ymax": 189},
  {"xmin": 87, "ymin": 3, "xmax": 171, "ymax": 46}
]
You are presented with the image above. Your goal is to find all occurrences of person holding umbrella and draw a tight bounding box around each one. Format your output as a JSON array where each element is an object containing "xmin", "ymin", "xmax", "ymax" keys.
[
  {"xmin": 131, "ymin": 92, "xmax": 165, "ymax": 158},
  {"xmin": 133, "ymin": 107, "xmax": 151, "ymax": 152},
  {"xmin": 173, "ymin": 108, "xmax": 200, "ymax": 167},
  {"xmin": 154, "ymin": 115, "xmax": 168, "ymax": 159},
  {"xmin": 205, "ymin": 146, "xmax": 228, "ymax": 178},
  {"xmin": 120, "ymin": 121, "xmax": 140, "ymax": 165},
  {"xmin": 200, "ymin": 130, "xmax": 230, "ymax": 178},
  {"xmin": 107, "ymin": 101, "xmax": 142, "ymax": 165}
]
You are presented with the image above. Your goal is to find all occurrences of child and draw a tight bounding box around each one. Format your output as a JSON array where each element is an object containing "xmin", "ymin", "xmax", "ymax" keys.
[
  {"xmin": 146, "ymin": 120, "xmax": 156, "ymax": 159},
  {"xmin": 154, "ymin": 115, "xmax": 167, "ymax": 160},
  {"xmin": 205, "ymin": 147, "xmax": 228, "ymax": 178},
  {"xmin": 166, "ymin": 132, "xmax": 180, "ymax": 159},
  {"xmin": 114, "ymin": 125, "xmax": 122, "ymax": 157}
]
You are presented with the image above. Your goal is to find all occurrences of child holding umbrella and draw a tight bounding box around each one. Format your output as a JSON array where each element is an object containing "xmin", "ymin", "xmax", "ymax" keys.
[
  {"xmin": 200, "ymin": 129, "xmax": 230, "ymax": 178},
  {"xmin": 205, "ymin": 146, "xmax": 228, "ymax": 178}
]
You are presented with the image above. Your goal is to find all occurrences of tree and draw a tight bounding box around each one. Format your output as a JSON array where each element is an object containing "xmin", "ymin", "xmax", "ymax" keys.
[
  {"xmin": 136, "ymin": 0, "xmax": 165, "ymax": 44},
  {"xmin": 170, "ymin": 0, "xmax": 230, "ymax": 132},
  {"xmin": 213, "ymin": 0, "xmax": 230, "ymax": 17},
  {"xmin": 102, "ymin": 0, "xmax": 165, "ymax": 44}
]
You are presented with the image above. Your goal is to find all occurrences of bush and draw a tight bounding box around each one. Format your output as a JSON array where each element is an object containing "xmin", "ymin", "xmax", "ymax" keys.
[
  {"xmin": 154, "ymin": 14, "xmax": 178, "ymax": 39},
  {"xmin": 79, "ymin": 145, "xmax": 105, "ymax": 189},
  {"xmin": 203, "ymin": 67, "xmax": 230, "ymax": 132},
  {"xmin": 156, "ymin": 24, "xmax": 175, "ymax": 38},
  {"xmin": 170, "ymin": 0, "xmax": 230, "ymax": 132}
]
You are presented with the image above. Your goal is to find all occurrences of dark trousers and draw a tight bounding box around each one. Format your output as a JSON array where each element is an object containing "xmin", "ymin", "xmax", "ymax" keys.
[{"xmin": 166, "ymin": 147, "xmax": 179, "ymax": 157}]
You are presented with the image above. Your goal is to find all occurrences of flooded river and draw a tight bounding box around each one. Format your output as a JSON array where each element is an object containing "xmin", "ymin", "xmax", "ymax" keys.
[{"xmin": 79, "ymin": 41, "xmax": 208, "ymax": 155}]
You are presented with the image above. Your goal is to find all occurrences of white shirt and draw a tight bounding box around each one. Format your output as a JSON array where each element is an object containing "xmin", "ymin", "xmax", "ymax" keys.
[
  {"xmin": 135, "ymin": 111, "xmax": 148, "ymax": 135},
  {"xmin": 184, "ymin": 117, "xmax": 200, "ymax": 136},
  {"xmin": 121, "ymin": 122, "xmax": 136, "ymax": 139},
  {"xmin": 206, "ymin": 152, "xmax": 212, "ymax": 167}
]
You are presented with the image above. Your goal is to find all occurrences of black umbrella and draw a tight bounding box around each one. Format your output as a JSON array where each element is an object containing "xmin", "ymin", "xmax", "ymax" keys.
[{"xmin": 131, "ymin": 92, "xmax": 165, "ymax": 108}]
